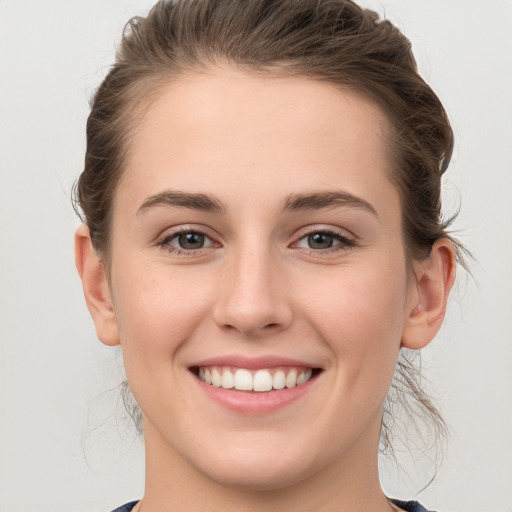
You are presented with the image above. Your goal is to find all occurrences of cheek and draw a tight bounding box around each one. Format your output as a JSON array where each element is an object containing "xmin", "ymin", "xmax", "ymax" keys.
[
  {"xmin": 110, "ymin": 260, "xmax": 218, "ymax": 418},
  {"xmin": 111, "ymin": 258, "xmax": 215, "ymax": 355},
  {"xmin": 297, "ymin": 258, "xmax": 408, "ymax": 388}
]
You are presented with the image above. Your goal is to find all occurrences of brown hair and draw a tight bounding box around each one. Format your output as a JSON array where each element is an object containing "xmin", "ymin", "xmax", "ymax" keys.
[{"xmin": 74, "ymin": 0, "xmax": 464, "ymax": 468}]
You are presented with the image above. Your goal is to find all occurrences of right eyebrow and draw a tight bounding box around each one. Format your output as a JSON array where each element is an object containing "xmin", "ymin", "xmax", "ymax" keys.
[{"xmin": 136, "ymin": 190, "xmax": 227, "ymax": 215}]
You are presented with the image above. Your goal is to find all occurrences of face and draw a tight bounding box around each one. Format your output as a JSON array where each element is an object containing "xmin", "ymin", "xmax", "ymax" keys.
[{"xmin": 106, "ymin": 67, "xmax": 418, "ymax": 490}]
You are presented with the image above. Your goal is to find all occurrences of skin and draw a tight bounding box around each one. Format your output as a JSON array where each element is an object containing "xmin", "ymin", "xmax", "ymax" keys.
[{"xmin": 76, "ymin": 67, "xmax": 455, "ymax": 512}]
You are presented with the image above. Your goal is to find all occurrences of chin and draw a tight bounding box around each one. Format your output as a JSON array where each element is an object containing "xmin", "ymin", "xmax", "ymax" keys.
[
  {"xmin": 186, "ymin": 432, "xmax": 324, "ymax": 492},
  {"xmin": 199, "ymin": 456, "xmax": 314, "ymax": 492}
]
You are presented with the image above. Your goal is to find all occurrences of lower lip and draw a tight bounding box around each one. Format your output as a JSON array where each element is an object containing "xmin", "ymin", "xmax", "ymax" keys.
[{"xmin": 194, "ymin": 374, "xmax": 318, "ymax": 414}]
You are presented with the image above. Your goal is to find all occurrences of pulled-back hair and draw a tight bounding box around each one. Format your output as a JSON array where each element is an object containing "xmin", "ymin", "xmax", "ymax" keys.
[{"xmin": 75, "ymin": 0, "xmax": 463, "ymax": 466}]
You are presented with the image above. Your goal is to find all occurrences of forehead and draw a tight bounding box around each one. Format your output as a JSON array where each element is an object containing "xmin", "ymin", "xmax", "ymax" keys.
[{"xmin": 116, "ymin": 66, "xmax": 399, "ymax": 220}]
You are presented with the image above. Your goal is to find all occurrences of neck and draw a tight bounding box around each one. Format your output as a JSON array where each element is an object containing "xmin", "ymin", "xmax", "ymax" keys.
[{"xmin": 140, "ymin": 420, "xmax": 393, "ymax": 512}]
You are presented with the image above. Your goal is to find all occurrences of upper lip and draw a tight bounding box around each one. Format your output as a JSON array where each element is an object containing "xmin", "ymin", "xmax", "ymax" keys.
[{"xmin": 190, "ymin": 355, "xmax": 321, "ymax": 370}]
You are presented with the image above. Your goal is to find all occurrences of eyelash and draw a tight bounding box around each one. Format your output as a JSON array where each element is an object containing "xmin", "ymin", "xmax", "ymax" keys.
[
  {"xmin": 156, "ymin": 227, "xmax": 217, "ymax": 255},
  {"xmin": 294, "ymin": 229, "xmax": 356, "ymax": 254},
  {"xmin": 156, "ymin": 227, "xmax": 356, "ymax": 256}
]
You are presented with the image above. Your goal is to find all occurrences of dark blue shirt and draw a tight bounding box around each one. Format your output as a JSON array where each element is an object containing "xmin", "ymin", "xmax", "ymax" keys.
[{"xmin": 110, "ymin": 498, "xmax": 436, "ymax": 511}]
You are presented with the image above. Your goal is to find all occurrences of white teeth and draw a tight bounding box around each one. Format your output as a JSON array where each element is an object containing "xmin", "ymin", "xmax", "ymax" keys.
[
  {"xmin": 221, "ymin": 369, "xmax": 234, "ymax": 389},
  {"xmin": 285, "ymin": 369, "xmax": 297, "ymax": 388},
  {"xmin": 234, "ymin": 369, "xmax": 253, "ymax": 391},
  {"xmin": 253, "ymin": 370, "xmax": 273, "ymax": 392},
  {"xmin": 273, "ymin": 370, "xmax": 286, "ymax": 390},
  {"xmin": 297, "ymin": 369, "xmax": 313, "ymax": 385},
  {"xmin": 211, "ymin": 368, "xmax": 222, "ymax": 388},
  {"xmin": 198, "ymin": 366, "xmax": 315, "ymax": 392}
]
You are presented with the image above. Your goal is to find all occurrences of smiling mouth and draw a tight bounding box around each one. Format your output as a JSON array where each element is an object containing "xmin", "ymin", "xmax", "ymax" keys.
[{"xmin": 191, "ymin": 366, "xmax": 322, "ymax": 392}]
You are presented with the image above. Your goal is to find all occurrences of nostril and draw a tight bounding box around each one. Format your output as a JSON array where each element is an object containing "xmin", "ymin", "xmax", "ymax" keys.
[{"xmin": 219, "ymin": 320, "xmax": 285, "ymax": 336}]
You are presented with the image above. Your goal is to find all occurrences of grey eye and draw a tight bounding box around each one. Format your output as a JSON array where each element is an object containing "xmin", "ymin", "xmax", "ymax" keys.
[
  {"xmin": 177, "ymin": 232, "xmax": 206, "ymax": 250},
  {"xmin": 307, "ymin": 233, "xmax": 335, "ymax": 249},
  {"xmin": 295, "ymin": 230, "xmax": 353, "ymax": 252}
]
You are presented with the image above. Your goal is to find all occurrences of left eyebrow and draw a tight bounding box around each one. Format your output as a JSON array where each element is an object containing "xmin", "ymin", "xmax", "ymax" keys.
[{"xmin": 282, "ymin": 190, "xmax": 378, "ymax": 216}]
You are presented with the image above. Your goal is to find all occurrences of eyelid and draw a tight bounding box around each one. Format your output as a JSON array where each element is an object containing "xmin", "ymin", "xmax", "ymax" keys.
[
  {"xmin": 166, "ymin": 232, "xmax": 215, "ymax": 249},
  {"xmin": 156, "ymin": 224, "xmax": 217, "ymax": 240},
  {"xmin": 290, "ymin": 225, "xmax": 357, "ymax": 254},
  {"xmin": 292, "ymin": 225, "xmax": 356, "ymax": 243},
  {"xmin": 155, "ymin": 224, "xmax": 222, "ymax": 253},
  {"xmin": 154, "ymin": 224, "xmax": 356, "ymax": 255}
]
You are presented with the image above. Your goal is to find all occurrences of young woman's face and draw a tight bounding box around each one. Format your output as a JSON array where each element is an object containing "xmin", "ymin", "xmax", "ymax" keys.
[{"xmin": 107, "ymin": 67, "xmax": 418, "ymax": 489}]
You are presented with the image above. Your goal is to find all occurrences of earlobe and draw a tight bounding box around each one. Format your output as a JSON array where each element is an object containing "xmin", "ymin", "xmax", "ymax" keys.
[
  {"xmin": 401, "ymin": 239, "xmax": 456, "ymax": 350},
  {"xmin": 75, "ymin": 225, "xmax": 120, "ymax": 347}
]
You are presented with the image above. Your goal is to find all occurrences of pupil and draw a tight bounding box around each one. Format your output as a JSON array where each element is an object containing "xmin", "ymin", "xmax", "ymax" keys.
[
  {"xmin": 308, "ymin": 233, "xmax": 333, "ymax": 249},
  {"xmin": 178, "ymin": 232, "xmax": 204, "ymax": 249}
]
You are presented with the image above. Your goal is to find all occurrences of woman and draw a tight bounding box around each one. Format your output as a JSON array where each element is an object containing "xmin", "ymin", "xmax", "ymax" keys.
[{"xmin": 74, "ymin": 1, "xmax": 461, "ymax": 510}]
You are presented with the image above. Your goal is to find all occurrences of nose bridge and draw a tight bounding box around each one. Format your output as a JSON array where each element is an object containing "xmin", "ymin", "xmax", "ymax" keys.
[{"xmin": 213, "ymin": 238, "xmax": 292, "ymax": 336}]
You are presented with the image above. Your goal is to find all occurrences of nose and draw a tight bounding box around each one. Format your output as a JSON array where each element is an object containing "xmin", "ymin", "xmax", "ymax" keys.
[{"xmin": 212, "ymin": 246, "xmax": 293, "ymax": 338}]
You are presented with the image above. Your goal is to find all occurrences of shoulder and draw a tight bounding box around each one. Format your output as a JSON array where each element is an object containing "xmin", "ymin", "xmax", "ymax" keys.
[
  {"xmin": 391, "ymin": 499, "xmax": 437, "ymax": 512},
  {"xmin": 110, "ymin": 499, "xmax": 433, "ymax": 512},
  {"xmin": 110, "ymin": 501, "xmax": 139, "ymax": 512}
]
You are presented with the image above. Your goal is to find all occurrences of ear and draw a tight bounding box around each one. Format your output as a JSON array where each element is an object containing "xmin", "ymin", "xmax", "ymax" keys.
[
  {"xmin": 401, "ymin": 239, "xmax": 456, "ymax": 350},
  {"xmin": 75, "ymin": 225, "xmax": 120, "ymax": 346}
]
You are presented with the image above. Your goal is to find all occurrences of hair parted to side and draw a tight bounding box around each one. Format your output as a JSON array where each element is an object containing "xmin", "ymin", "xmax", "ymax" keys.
[{"xmin": 74, "ymin": 0, "xmax": 465, "ymax": 470}]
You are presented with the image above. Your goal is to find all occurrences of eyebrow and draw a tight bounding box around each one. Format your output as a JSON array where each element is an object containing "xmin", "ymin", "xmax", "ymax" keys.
[
  {"xmin": 137, "ymin": 190, "xmax": 227, "ymax": 215},
  {"xmin": 283, "ymin": 190, "xmax": 378, "ymax": 216},
  {"xmin": 136, "ymin": 188, "xmax": 377, "ymax": 217}
]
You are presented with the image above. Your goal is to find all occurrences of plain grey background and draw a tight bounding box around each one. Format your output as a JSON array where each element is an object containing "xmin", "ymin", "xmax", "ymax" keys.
[{"xmin": 1, "ymin": 1, "xmax": 511, "ymax": 511}]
